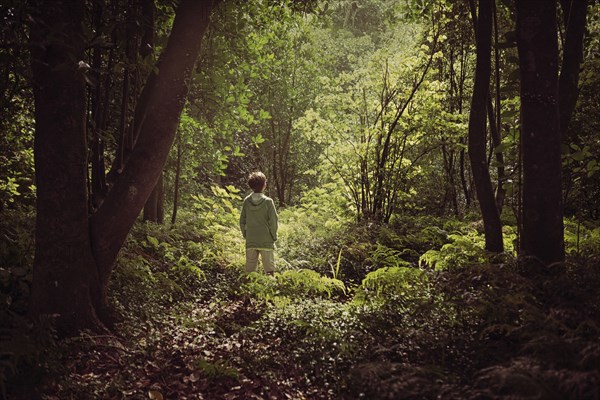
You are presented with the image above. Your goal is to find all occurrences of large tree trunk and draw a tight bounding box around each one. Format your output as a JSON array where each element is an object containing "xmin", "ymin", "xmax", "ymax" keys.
[
  {"xmin": 90, "ymin": 0, "xmax": 109, "ymax": 210},
  {"xmin": 29, "ymin": 0, "xmax": 104, "ymax": 334},
  {"xmin": 559, "ymin": 0, "xmax": 588, "ymax": 138},
  {"xmin": 468, "ymin": 0, "xmax": 503, "ymax": 253},
  {"xmin": 29, "ymin": 0, "xmax": 220, "ymax": 334},
  {"xmin": 140, "ymin": 0, "xmax": 165, "ymax": 221},
  {"xmin": 516, "ymin": 0, "xmax": 565, "ymax": 265},
  {"xmin": 90, "ymin": 0, "xmax": 220, "ymax": 313}
]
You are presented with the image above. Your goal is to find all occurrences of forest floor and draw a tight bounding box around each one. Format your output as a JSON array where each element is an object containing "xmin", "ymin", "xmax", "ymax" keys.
[
  {"xmin": 24, "ymin": 273, "xmax": 349, "ymax": 399},
  {"xmin": 38, "ymin": 296, "xmax": 330, "ymax": 399},
  {"xmin": 3, "ymin": 210, "xmax": 600, "ymax": 399}
]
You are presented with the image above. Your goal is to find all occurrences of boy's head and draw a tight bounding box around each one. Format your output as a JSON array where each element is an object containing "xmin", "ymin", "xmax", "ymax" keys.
[{"xmin": 248, "ymin": 171, "xmax": 267, "ymax": 193}]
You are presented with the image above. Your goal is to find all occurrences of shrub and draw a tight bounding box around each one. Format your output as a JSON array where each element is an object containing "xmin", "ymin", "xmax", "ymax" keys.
[
  {"xmin": 240, "ymin": 299, "xmax": 364, "ymax": 394},
  {"xmin": 241, "ymin": 269, "xmax": 347, "ymax": 303},
  {"xmin": 419, "ymin": 226, "xmax": 517, "ymax": 270},
  {"xmin": 276, "ymin": 184, "xmax": 353, "ymax": 274},
  {"xmin": 353, "ymin": 266, "xmax": 429, "ymax": 308},
  {"xmin": 564, "ymin": 218, "xmax": 600, "ymax": 257},
  {"xmin": 0, "ymin": 209, "xmax": 34, "ymax": 317}
]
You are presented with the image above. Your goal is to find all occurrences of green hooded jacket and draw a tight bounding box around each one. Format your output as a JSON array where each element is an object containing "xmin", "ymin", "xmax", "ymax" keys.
[{"xmin": 239, "ymin": 193, "xmax": 278, "ymax": 249}]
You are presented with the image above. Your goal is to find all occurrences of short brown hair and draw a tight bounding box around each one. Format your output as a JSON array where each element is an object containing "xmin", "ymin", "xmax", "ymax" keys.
[{"xmin": 248, "ymin": 171, "xmax": 267, "ymax": 192}]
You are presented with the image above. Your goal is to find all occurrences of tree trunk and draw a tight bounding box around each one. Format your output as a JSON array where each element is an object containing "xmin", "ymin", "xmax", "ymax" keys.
[
  {"xmin": 90, "ymin": 0, "xmax": 106, "ymax": 211},
  {"xmin": 468, "ymin": 0, "xmax": 503, "ymax": 253},
  {"xmin": 91, "ymin": 0, "xmax": 219, "ymax": 312},
  {"xmin": 459, "ymin": 146, "xmax": 471, "ymax": 208},
  {"xmin": 441, "ymin": 143, "xmax": 459, "ymax": 217},
  {"xmin": 487, "ymin": 98, "xmax": 506, "ymax": 211},
  {"xmin": 140, "ymin": 0, "xmax": 156, "ymax": 59},
  {"xmin": 140, "ymin": 0, "xmax": 165, "ymax": 220},
  {"xmin": 29, "ymin": 0, "xmax": 220, "ymax": 334},
  {"xmin": 29, "ymin": 0, "xmax": 104, "ymax": 334},
  {"xmin": 558, "ymin": 0, "xmax": 588, "ymax": 138},
  {"xmin": 516, "ymin": 0, "xmax": 565, "ymax": 265},
  {"xmin": 116, "ymin": 1, "xmax": 135, "ymax": 173},
  {"xmin": 143, "ymin": 172, "xmax": 164, "ymax": 223},
  {"xmin": 171, "ymin": 138, "xmax": 183, "ymax": 225},
  {"xmin": 557, "ymin": 0, "xmax": 588, "ymax": 218},
  {"xmin": 491, "ymin": 1, "xmax": 506, "ymax": 212}
]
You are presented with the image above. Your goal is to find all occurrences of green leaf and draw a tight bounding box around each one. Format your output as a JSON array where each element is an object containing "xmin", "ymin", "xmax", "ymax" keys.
[
  {"xmin": 494, "ymin": 142, "xmax": 511, "ymax": 154},
  {"xmin": 147, "ymin": 235, "xmax": 159, "ymax": 248},
  {"xmin": 225, "ymin": 185, "xmax": 240, "ymax": 194},
  {"xmin": 232, "ymin": 145, "xmax": 244, "ymax": 157},
  {"xmin": 251, "ymin": 133, "xmax": 265, "ymax": 147}
]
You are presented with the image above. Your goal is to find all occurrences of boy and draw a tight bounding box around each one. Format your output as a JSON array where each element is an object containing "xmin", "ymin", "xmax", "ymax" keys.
[{"xmin": 239, "ymin": 171, "xmax": 278, "ymax": 274}]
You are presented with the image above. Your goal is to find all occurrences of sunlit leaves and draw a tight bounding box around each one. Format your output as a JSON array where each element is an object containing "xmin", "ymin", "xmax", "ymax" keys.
[
  {"xmin": 353, "ymin": 266, "xmax": 429, "ymax": 307},
  {"xmin": 295, "ymin": 16, "xmax": 445, "ymax": 219},
  {"xmin": 563, "ymin": 143, "xmax": 600, "ymax": 180},
  {"xmin": 250, "ymin": 133, "xmax": 265, "ymax": 148},
  {"xmin": 0, "ymin": 110, "xmax": 35, "ymax": 208}
]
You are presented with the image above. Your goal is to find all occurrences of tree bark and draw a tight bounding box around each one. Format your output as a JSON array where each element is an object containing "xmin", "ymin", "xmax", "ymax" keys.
[
  {"xmin": 441, "ymin": 143, "xmax": 459, "ymax": 217},
  {"xmin": 91, "ymin": 0, "xmax": 219, "ymax": 311},
  {"xmin": 516, "ymin": 0, "xmax": 565, "ymax": 265},
  {"xmin": 140, "ymin": 0, "xmax": 166, "ymax": 220},
  {"xmin": 171, "ymin": 138, "xmax": 183, "ymax": 225},
  {"xmin": 468, "ymin": 0, "xmax": 503, "ymax": 253},
  {"xmin": 29, "ymin": 0, "xmax": 104, "ymax": 334},
  {"xmin": 116, "ymin": 0, "xmax": 136, "ymax": 173},
  {"xmin": 29, "ymin": 0, "xmax": 220, "ymax": 334},
  {"xmin": 491, "ymin": 1, "xmax": 506, "ymax": 212},
  {"xmin": 558, "ymin": 0, "xmax": 588, "ymax": 138},
  {"xmin": 140, "ymin": 0, "xmax": 156, "ymax": 59},
  {"xmin": 459, "ymin": 146, "xmax": 471, "ymax": 208},
  {"xmin": 144, "ymin": 172, "xmax": 164, "ymax": 223},
  {"xmin": 487, "ymin": 98, "xmax": 505, "ymax": 211},
  {"xmin": 90, "ymin": 0, "xmax": 109, "ymax": 210}
]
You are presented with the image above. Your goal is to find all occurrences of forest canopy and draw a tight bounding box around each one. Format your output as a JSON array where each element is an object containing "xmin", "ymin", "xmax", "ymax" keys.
[{"xmin": 1, "ymin": 0, "xmax": 600, "ymax": 398}]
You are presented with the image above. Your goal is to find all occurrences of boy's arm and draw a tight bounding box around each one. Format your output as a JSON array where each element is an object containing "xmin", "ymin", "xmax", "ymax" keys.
[
  {"xmin": 239, "ymin": 202, "xmax": 246, "ymax": 238},
  {"xmin": 268, "ymin": 200, "xmax": 278, "ymax": 241}
]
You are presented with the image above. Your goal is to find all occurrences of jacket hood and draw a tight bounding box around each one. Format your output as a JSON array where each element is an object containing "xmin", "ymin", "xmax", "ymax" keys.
[{"xmin": 247, "ymin": 193, "xmax": 268, "ymax": 208}]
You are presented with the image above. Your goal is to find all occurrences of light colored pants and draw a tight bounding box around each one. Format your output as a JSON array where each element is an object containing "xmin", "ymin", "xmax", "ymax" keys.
[{"xmin": 245, "ymin": 248, "xmax": 275, "ymax": 273}]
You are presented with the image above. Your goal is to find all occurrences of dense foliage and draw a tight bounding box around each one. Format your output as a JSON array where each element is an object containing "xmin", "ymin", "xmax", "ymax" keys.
[
  {"xmin": 2, "ymin": 202, "xmax": 600, "ymax": 398},
  {"xmin": 1, "ymin": 0, "xmax": 600, "ymax": 398}
]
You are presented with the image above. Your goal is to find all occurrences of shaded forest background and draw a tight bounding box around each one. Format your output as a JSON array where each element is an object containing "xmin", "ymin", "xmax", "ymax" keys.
[{"xmin": 1, "ymin": 0, "xmax": 600, "ymax": 398}]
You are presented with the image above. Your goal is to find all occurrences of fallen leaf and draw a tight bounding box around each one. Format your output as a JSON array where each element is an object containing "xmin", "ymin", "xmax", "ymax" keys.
[{"xmin": 148, "ymin": 389, "xmax": 164, "ymax": 400}]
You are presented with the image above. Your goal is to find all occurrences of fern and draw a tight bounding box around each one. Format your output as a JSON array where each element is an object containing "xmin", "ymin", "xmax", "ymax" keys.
[
  {"xmin": 194, "ymin": 358, "xmax": 239, "ymax": 380},
  {"xmin": 330, "ymin": 248, "xmax": 343, "ymax": 280},
  {"xmin": 242, "ymin": 269, "xmax": 347, "ymax": 303},
  {"xmin": 368, "ymin": 244, "xmax": 412, "ymax": 269},
  {"xmin": 564, "ymin": 218, "xmax": 600, "ymax": 256},
  {"xmin": 419, "ymin": 227, "xmax": 517, "ymax": 270},
  {"xmin": 353, "ymin": 266, "xmax": 429, "ymax": 307},
  {"xmin": 171, "ymin": 255, "xmax": 206, "ymax": 282}
]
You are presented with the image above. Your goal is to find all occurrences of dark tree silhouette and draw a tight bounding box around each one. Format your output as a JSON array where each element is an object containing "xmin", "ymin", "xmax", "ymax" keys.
[
  {"xmin": 515, "ymin": 0, "xmax": 564, "ymax": 265},
  {"xmin": 29, "ymin": 0, "xmax": 221, "ymax": 334},
  {"xmin": 468, "ymin": 0, "xmax": 503, "ymax": 252},
  {"xmin": 559, "ymin": 0, "xmax": 589, "ymax": 138}
]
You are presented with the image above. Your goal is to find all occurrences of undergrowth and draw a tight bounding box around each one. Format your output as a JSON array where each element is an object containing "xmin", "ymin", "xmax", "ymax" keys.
[{"xmin": 1, "ymin": 205, "xmax": 600, "ymax": 399}]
